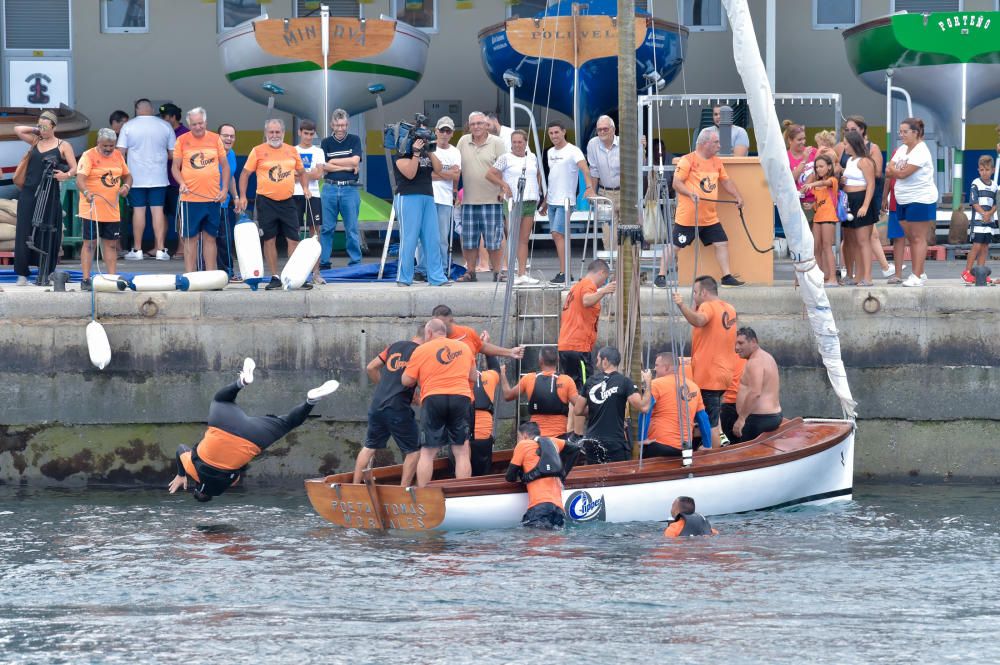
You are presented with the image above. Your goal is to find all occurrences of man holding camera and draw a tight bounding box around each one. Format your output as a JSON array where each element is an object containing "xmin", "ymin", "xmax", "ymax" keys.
[
  {"xmin": 456, "ymin": 111, "xmax": 506, "ymax": 283},
  {"xmin": 393, "ymin": 126, "xmax": 450, "ymax": 287}
]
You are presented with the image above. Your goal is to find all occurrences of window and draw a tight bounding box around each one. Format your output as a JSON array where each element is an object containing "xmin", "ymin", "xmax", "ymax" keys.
[
  {"xmin": 101, "ymin": 0, "xmax": 148, "ymax": 34},
  {"xmin": 295, "ymin": 0, "xmax": 362, "ymax": 17},
  {"xmin": 679, "ymin": 0, "xmax": 726, "ymax": 32},
  {"xmin": 813, "ymin": 0, "xmax": 857, "ymax": 29},
  {"xmin": 218, "ymin": 0, "xmax": 265, "ymax": 32},
  {"xmin": 3, "ymin": 0, "xmax": 71, "ymax": 50},
  {"xmin": 506, "ymin": 1, "xmax": 648, "ymax": 18},
  {"xmin": 891, "ymin": 0, "xmax": 962, "ymax": 12},
  {"xmin": 392, "ymin": 0, "xmax": 437, "ymax": 33}
]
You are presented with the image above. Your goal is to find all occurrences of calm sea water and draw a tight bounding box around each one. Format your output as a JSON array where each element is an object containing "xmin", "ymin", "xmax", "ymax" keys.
[{"xmin": 1, "ymin": 483, "xmax": 998, "ymax": 664}]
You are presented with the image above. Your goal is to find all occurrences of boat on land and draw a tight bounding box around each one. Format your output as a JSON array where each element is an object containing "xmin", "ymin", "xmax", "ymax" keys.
[
  {"xmin": 218, "ymin": 14, "xmax": 430, "ymax": 120},
  {"xmin": 0, "ymin": 104, "xmax": 90, "ymax": 189},
  {"xmin": 305, "ymin": 418, "xmax": 855, "ymax": 531}
]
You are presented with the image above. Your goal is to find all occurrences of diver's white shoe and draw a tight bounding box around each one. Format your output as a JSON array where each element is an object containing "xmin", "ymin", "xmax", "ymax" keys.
[
  {"xmin": 307, "ymin": 380, "xmax": 340, "ymax": 403},
  {"xmin": 239, "ymin": 358, "xmax": 256, "ymax": 386}
]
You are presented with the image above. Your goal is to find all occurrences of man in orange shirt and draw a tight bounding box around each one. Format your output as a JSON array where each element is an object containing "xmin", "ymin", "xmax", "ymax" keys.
[
  {"xmin": 657, "ymin": 127, "xmax": 746, "ymax": 288},
  {"xmin": 76, "ymin": 128, "xmax": 132, "ymax": 291},
  {"xmin": 505, "ymin": 421, "xmax": 582, "ymax": 529},
  {"xmin": 430, "ymin": 304, "xmax": 525, "ymax": 361},
  {"xmin": 500, "ymin": 347, "xmax": 578, "ymax": 438},
  {"xmin": 672, "ymin": 275, "xmax": 738, "ymax": 448},
  {"xmin": 640, "ymin": 352, "xmax": 711, "ymax": 457},
  {"xmin": 720, "ymin": 354, "xmax": 747, "ymax": 446},
  {"xmin": 470, "ymin": 355, "xmax": 502, "ymax": 476},
  {"xmin": 663, "ymin": 496, "xmax": 718, "ymax": 537},
  {"xmin": 168, "ymin": 358, "xmax": 339, "ymax": 502},
  {"xmin": 171, "ymin": 107, "xmax": 229, "ymax": 273},
  {"xmin": 237, "ymin": 118, "xmax": 311, "ymax": 290},
  {"xmin": 402, "ymin": 318, "xmax": 478, "ymax": 487}
]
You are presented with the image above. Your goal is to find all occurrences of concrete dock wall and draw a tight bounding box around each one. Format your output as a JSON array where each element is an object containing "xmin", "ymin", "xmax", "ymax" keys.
[{"xmin": 2, "ymin": 283, "xmax": 999, "ymax": 484}]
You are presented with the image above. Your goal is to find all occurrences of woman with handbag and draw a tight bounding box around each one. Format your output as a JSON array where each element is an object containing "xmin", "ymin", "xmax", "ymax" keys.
[{"xmin": 12, "ymin": 110, "xmax": 77, "ymax": 286}]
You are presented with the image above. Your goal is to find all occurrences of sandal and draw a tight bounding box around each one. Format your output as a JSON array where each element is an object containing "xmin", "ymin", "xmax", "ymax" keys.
[
  {"xmin": 855, "ymin": 280, "xmax": 874, "ymax": 287},
  {"xmin": 456, "ymin": 272, "xmax": 478, "ymax": 283},
  {"xmin": 886, "ymin": 276, "xmax": 903, "ymax": 285},
  {"xmin": 493, "ymin": 272, "xmax": 506, "ymax": 282}
]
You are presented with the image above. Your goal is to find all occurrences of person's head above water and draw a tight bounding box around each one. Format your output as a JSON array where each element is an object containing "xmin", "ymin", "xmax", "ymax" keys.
[{"xmin": 671, "ymin": 495, "xmax": 697, "ymax": 519}]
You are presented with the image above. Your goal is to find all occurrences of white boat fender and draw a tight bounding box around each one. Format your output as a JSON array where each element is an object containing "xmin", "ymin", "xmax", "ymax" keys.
[
  {"xmin": 92, "ymin": 274, "xmax": 121, "ymax": 293},
  {"xmin": 234, "ymin": 217, "xmax": 265, "ymax": 290},
  {"xmin": 120, "ymin": 274, "xmax": 182, "ymax": 292},
  {"xmin": 86, "ymin": 320, "xmax": 112, "ymax": 370},
  {"xmin": 180, "ymin": 270, "xmax": 229, "ymax": 291},
  {"xmin": 281, "ymin": 235, "xmax": 321, "ymax": 290}
]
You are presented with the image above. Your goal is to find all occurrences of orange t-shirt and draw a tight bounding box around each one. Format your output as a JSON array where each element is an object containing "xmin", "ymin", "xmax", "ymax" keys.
[
  {"xmin": 173, "ymin": 131, "xmax": 227, "ymax": 203},
  {"xmin": 511, "ymin": 436, "xmax": 566, "ymax": 509},
  {"xmin": 76, "ymin": 148, "xmax": 130, "ymax": 222},
  {"xmin": 723, "ymin": 356, "xmax": 747, "ymax": 404},
  {"xmin": 812, "ymin": 176, "xmax": 839, "ymax": 223},
  {"xmin": 691, "ymin": 299, "xmax": 738, "ymax": 391},
  {"xmin": 647, "ymin": 374, "xmax": 705, "ymax": 449},
  {"xmin": 558, "ymin": 276, "xmax": 600, "ymax": 352},
  {"xmin": 403, "ymin": 336, "xmax": 474, "ymax": 399},
  {"xmin": 674, "ymin": 152, "xmax": 729, "ymax": 227},
  {"xmin": 448, "ymin": 324, "xmax": 484, "ymax": 356},
  {"xmin": 244, "ymin": 143, "xmax": 302, "ymax": 201},
  {"xmin": 473, "ymin": 369, "xmax": 500, "ymax": 440},
  {"xmin": 517, "ymin": 371, "xmax": 578, "ymax": 437}
]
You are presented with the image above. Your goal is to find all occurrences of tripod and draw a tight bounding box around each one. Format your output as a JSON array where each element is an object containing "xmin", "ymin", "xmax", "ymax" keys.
[{"xmin": 25, "ymin": 159, "xmax": 60, "ymax": 286}]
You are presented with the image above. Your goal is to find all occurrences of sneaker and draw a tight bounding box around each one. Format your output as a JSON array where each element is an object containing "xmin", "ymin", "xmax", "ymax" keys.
[
  {"xmin": 81, "ymin": 278, "xmax": 92, "ymax": 292},
  {"xmin": 881, "ymin": 263, "xmax": 896, "ymax": 278},
  {"xmin": 125, "ymin": 249, "xmax": 143, "ymax": 261},
  {"xmin": 720, "ymin": 274, "xmax": 745, "ymax": 287},
  {"xmin": 919, "ymin": 273, "xmax": 928, "ymax": 284},
  {"xmin": 962, "ymin": 270, "xmax": 975, "ymax": 284},
  {"xmin": 15, "ymin": 275, "xmax": 28, "ymax": 286},
  {"xmin": 265, "ymin": 276, "xmax": 282, "ymax": 290},
  {"xmin": 901, "ymin": 273, "xmax": 924, "ymax": 287},
  {"xmin": 654, "ymin": 274, "xmax": 667, "ymax": 288},
  {"xmin": 514, "ymin": 274, "xmax": 539, "ymax": 286},
  {"xmin": 155, "ymin": 249, "xmax": 170, "ymax": 261},
  {"xmin": 307, "ymin": 379, "xmax": 340, "ymax": 403},
  {"xmin": 239, "ymin": 358, "xmax": 255, "ymax": 386},
  {"xmin": 550, "ymin": 272, "xmax": 567, "ymax": 284}
]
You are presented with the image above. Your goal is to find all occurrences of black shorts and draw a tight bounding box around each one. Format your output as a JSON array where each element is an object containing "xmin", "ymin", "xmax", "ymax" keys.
[
  {"xmin": 294, "ymin": 194, "xmax": 322, "ymax": 235},
  {"xmin": 470, "ymin": 435, "xmax": 495, "ymax": 476},
  {"xmin": 521, "ymin": 502, "xmax": 565, "ymax": 529},
  {"xmin": 673, "ymin": 222, "xmax": 728, "ymax": 248},
  {"xmin": 420, "ymin": 394, "xmax": 471, "ymax": 449},
  {"xmin": 643, "ymin": 439, "xmax": 701, "ymax": 458},
  {"xmin": 81, "ymin": 220, "xmax": 120, "ymax": 241},
  {"xmin": 844, "ymin": 190, "xmax": 877, "ymax": 229},
  {"xmin": 559, "ymin": 350, "xmax": 595, "ymax": 390},
  {"xmin": 971, "ymin": 233, "xmax": 995, "ymax": 245},
  {"xmin": 701, "ymin": 389, "xmax": 725, "ymax": 428},
  {"xmin": 256, "ymin": 195, "xmax": 299, "ymax": 241},
  {"xmin": 365, "ymin": 405, "xmax": 420, "ymax": 455},
  {"xmin": 720, "ymin": 402, "xmax": 738, "ymax": 444},
  {"xmin": 582, "ymin": 437, "xmax": 629, "ymax": 464},
  {"xmin": 737, "ymin": 412, "xmax": 783, "ymax": 443}
]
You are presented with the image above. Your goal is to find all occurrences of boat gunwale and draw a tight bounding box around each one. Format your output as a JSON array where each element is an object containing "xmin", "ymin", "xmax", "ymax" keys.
[
  {"xmin": 476, "ymin": 15, "xmax": 689, "ymax": 42},
  {"xmin": 841, "ymin": 15, "xmax": 892, "ymax": 39},
  {"xmin": 218, "ymin": 15, "xmax": 431, "ymax": 48}
]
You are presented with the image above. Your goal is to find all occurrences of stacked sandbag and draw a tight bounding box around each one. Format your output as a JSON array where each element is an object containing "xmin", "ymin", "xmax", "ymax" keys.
[{"xmin": 0, "ymin": 198, "xmax": 15, "ymax": 251}]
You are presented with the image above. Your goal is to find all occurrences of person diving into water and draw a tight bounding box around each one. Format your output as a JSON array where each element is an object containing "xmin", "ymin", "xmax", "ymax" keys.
[{"xmin": 168, "ymin": 358, "xmax": 339, "ymax": 502}]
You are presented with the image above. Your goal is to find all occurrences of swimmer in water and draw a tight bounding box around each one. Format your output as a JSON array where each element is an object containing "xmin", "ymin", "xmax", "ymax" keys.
[
  {"xmin": 168, "ymin": 358, "xmax": 339, "ymax": 502},
  {"xmin": 663, "ymin": 496, "xmax": 718, "ymax": 537}
]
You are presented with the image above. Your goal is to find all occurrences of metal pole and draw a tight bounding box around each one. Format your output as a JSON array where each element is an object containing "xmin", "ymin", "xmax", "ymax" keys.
[
  {"xmin": 765, "ymin": 0, "xmax": 776, "ymax": 91},
  {"xmin": 321, "ymin": 4, "xmax": 330, "ymax": 138}
]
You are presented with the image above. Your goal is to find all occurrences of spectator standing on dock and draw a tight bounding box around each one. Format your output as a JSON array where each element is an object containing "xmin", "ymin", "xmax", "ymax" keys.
[
  {"xmin": 456, "ymin": 112, "xmax": 506, "ymax": 283},
  {"xmin": 541, "ymin": 121, "xmax": 595, "ymax": 284},
  {"xmin": 237, "ymin": 118, "xmax": 311, "ymax": 290},
  {"xmin": 575, "ymin": 345, "xmax": 650, "ymax": 463},
  {"xmin": 108, "ymin": 110, "xmax": 129, "ymax": 138},
  {"xmin": 733, "ymin": 327, "xmax": 783, "ymax": 443},
  {"xmin": 418, "ymin": 116, "xmax": 461, "ymax": 281},
  {"xmin": 117, "ymin": 99, "xmax": 174, "ymax": 262},
  {"xmin": 171, "ymin": 107, "xmax": 228, "ymax": 273},
  {"xmin": 881, "ymin": 177, "xmax": 908, "ymax": 285},
  {"xmin": 319, "ymin": 108, "xmax": 363, "ymax": 269},
  {"xmin": 841, "ymin": 131, "xmax": 878, "ymax": 286},
  {"xmin": 488, "ymin": 129, "xmax": 542, "ymax": 285},
  {"xmin": 392, "ymin": 136, "xmax": 450, "ymax": 287},
  {"xmin": 160, "ymin": 103, "xmax": 188, "ymax": 258},
  {"xmin": 401, "ymin": 319, "xmax": 477, "ymax": 487},
  {"xmin": 710, "ymin": 105, "xmax": 750, "ymax": 157},
  {"xmin": 77, "ymin": 128, "xmax": 131, "ymax": 291},
  {"xmin": 216, "ymin": 123, "xmax": 240, "ymax": 280},
  {"xmin": 800, "ymin": 154, "xmax": 840, "ymax": 286},
  {"xmin": 587, "ymin": 115, "xmax": 620, "ymax": 250},
  {"xmin": 655, "ymin": 127, "xmax": 746, "ymax": 288},
  {"xmin": 293, "ymin": 119, "xmax": 325, "ymax": 285},
  {"xmin": 784, "ymin": 121, "xmax": 818, "ymax": 221},
  {"xmin": 837, "ymin": 116, "xmax": 893, "ymax": 280},
  {"xmin": 887, "ymin": 117, "xmax": 939, "ymax": 288},
  {"xmin": 640, "ymin": 352, "xmax": 710, "ymax": 458},
  {"xmin": 500, "ymin": 347, "xmax": 578, "ymax": 439},
  {"xmin": 505, "ymin": 421, "xmax": 583, "ymax": 529},
  {"xmin": 672, "ymin": 275, "xmax": 738, "ymax": 448},
  {"xmin": 487, "ymin": 111, "xmax": 514, "ymax": 153},
  {"xmin": 963, "ymin": 155, "xmax": 999, "ymax": 283}
]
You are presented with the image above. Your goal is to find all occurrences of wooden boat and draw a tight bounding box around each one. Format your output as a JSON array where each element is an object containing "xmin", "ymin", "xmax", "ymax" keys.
[
  {"xmin": 305, "ymin": 418, "xmax": 854, "ymax": 531},
  {"xmin": 218, "ymin": 14, "xmax": 429, "ymax": 120},
  {"xmin": 0, "ymin": 104, "xmax": 90, "ymax": 189}
]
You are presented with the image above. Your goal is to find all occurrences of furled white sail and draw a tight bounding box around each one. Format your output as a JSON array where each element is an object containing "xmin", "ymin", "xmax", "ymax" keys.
[{"xmin": 721, "ymin": 0, "xmax": 857, "ymax": 418}]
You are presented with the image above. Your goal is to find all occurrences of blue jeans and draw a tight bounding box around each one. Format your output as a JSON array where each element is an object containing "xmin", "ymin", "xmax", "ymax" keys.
[
  {"xmin": 416, "ymin": 203, "xmax": 453, "ymax": 278},
  {"xmin": 320, "ymin": 184, "xmax": 362, "ymax": 266},
  {"xmin": 398, "ymin": 194, "xmax": 447, "ymax": 286}
]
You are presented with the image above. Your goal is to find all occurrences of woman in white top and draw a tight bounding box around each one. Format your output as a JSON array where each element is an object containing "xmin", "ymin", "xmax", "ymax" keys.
[
  {"xmin": 487, "ymin": 129, "xmax": 544, "ymax": 285},
  {"xmin": 886, "ymin": 117, "xmax": 939, "ymax": 287},
  {"xmin": 841, "ymin": 130, "xmax": 877, "ymax": 286}
]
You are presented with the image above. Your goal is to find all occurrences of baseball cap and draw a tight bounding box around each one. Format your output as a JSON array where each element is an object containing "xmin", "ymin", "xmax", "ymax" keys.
[
  {"xmin": 159, "ymin": 103, "xmax": 182, "ymax": 119},
  {"xmin": 436, "ymin": 116, "xmax": 455, "ymax": 130}
]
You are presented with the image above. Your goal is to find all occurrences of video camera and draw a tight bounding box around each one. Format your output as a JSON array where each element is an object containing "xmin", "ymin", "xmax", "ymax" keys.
[{"xmin": 383, "ymin": 113, "xmax": 435, "ymax": 155}]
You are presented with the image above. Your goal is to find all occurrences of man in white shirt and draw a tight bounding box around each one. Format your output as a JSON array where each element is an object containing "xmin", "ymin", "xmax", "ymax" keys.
[
  {"xmin": 294, "ymin": 119, "xmax": 326, "ymax": 284},
  {"xmin": 417, "ymin": 116, "xmax": 462, "ymax": 280},
  {"xmin": 117, "ymin": 98, "xmax": 176, "ymax": 261},
  {"xmin": 541, "ymin": 121, "xmax": 594, "ymax": 283},
  {"xmin": 711, "ymin": 105, "xmax": 749, "ymax": 157},
  {"xmin": 586, "ymin": 115, "xmax": 620, "ymax": 250},
  {"xmin": 488, "ymin": 111, "xmax": 514, "ymax": 153}
]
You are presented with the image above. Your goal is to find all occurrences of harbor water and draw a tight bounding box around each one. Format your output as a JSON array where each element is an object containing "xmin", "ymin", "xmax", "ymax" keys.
[{"xmin": 2, "ymin": 483, "xmax": 998, "ymax": 664}]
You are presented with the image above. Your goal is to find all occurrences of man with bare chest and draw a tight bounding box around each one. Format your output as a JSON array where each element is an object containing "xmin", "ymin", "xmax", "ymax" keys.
[{"xmin": 733, "ymin": 327, "xmax": 783, "ymax": 442}]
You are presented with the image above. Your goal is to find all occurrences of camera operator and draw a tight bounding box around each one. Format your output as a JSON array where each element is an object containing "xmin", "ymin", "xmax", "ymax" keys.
[
  {"xmin": 393, "ymin": 131, "xmax": 451, "ymax": 287},
  {"xmin": 12, "ymin": 111, "xmax": 77, "ymax": 286}
]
